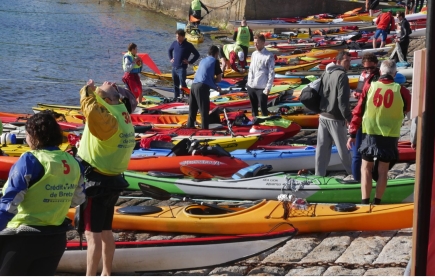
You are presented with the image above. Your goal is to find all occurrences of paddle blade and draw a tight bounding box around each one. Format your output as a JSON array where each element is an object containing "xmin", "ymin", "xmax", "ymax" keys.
[
  {"xmin": 138, "ymin": 183, "xmax": 172, "ymax": 200},
  {"xmin": 137, "ymin": 53, "xmax": 162, "ymax": 75},
  {"xmin": 180, "ymin": 165, "xmax": 215, "ymax": 179},
  {"xmin": 181, "ymin": 87, "xmax": 191, "ymax": 95}
]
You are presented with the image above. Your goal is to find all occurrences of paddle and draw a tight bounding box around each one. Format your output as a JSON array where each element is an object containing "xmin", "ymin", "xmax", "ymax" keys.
[
  {"xmin": 138, "ymin": 183, "xmax": 235, "ymax": 213},
  {"xmin": 222, "ymin": 108, "xmax": 236, "ymax": 137}
]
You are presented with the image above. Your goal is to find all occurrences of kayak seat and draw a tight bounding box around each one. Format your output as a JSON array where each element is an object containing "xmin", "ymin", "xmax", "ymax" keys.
[
  {"xmin": 116, "ymin": 205, "xmax": 163, "ymax": 215},
  {"xmin": 147, "ymin": 171, "xmax": 184, "ymax": 179},
  {"xmin": 232, "ymin": 163, "xmax": 273, "ymax": 179}
]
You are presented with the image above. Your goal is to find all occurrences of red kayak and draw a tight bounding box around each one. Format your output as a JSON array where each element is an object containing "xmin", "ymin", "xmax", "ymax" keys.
[{"xmin": 128, "ymin": 154, "xmax": 248, "ymax": 176}]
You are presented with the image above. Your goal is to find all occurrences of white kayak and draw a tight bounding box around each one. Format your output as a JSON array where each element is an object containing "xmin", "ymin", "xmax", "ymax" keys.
[
  {"xmin": 409, "ymin": 28, "xmax": 426, "ymax": 38},
  {"xmin": 349, "ymin": 46, "xmax": 393, "ymax": 58},
  {"xmin": 57, "ymin": 226, "xmax": 297, "ymax": 273}
]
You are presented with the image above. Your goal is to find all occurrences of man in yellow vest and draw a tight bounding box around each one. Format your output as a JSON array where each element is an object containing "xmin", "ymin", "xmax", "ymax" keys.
[
  {"xmin": 347, "ymin": 60, "xmax": 411, "ymax": 205},
  {"xmin": 232, "ymin": 19, "xmax": 254, "ymax": 65},
  {"xmin": 218, "ymin": 43, "xmax": 246, "ymax": 76},
  {"xmin": 77, "ymin": 79, "xmax": 135, "ymax": 276},
  {"xmin": 188, "ymin": 0, "xmax": 209, "ymax": 27}
]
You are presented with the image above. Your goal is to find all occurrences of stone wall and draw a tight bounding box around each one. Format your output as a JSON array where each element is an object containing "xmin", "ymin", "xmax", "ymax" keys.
[{"xmin": 126, "ymin": 0, "xmax": 369, "ymax": 29}]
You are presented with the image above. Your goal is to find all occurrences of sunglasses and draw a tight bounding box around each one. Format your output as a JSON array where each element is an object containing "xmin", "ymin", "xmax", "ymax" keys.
[{"xmin": 364, "ymin": 66, "xmax": 376, "ymax": 70}]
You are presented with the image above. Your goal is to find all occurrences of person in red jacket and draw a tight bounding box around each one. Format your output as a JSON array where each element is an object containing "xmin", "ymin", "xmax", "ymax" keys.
[
  {"xmin": 346, "ymin": 60, "xmax": 411, "ymax": 205},
  {"xmin": 373, "ymin": 11, "xmax": 395, "ymax": 49}
]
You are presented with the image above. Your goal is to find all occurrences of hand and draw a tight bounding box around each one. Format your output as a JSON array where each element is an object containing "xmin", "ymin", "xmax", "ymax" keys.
[
  {"xmin": 216, "ymin": 85, "xmax": 221, "ymax": 93},
  {"xmin": 411, "ymin": 143, "xmax": 416, "ymax": 150},
  {"xmin": 263, "ymin": 89, "xmax": 270, "ymax": 95},
  {"xmin": 86, "ymin": 79, "xmax": 96, "ymax": 92},
  {"xmin": 353, "ymin": 91, "xmax": 360, "ymax": 99},
  {"xmin": 135, "ymin": 57, "xmax": 142, "ymax": 66},
  {"xmin": 239, "ymin": 68, "xmax": 246, "ymax": 74},
  {"xmin": 182, "ymin": 59, "xmax": 189, "ymax": 65},
  {"xmin": 346, "ymin": 138, "xmax": 356, "ymax": 150},
  {"xmin": 170, "ymin": 58, "xmax": 174, "ymax": 63}
]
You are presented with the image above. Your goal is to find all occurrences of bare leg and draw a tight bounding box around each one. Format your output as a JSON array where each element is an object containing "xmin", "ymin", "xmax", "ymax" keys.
[
  {"xmin": 85, "ymin": 231, "xmax": 102, "ymax": 276},
  {"xmin": 101, "ymin": 230, "xmax": 115, "ymax": 276},
  {"xmin": 369, "ymin": 9, "xmax": 373, "ymax": 17},
  {"xmin": 380, "ymin": 40, "xmax": 386, "ymax": 48},
  {"xmin": 375, "ymin": 161, "xmax": 390, "ymax": 199},
  {"xmin": 373, "ymin": 38, "xmax": 377, "ymax": 49},
  {"xmin": 361, "ymin": 159, "xmax": 374, "ymax": 200}
]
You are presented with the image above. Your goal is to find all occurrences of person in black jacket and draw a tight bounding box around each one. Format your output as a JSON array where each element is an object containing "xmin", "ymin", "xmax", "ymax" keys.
[{"xmin": 392, "ymin": 12, "xmax": 411, "ymax": 63}]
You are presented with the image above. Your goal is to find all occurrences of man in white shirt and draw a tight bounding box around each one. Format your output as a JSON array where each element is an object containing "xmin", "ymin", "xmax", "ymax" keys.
[{"xmin": 246, "ymin": 34, "xmax": 275, "ymax": 117}]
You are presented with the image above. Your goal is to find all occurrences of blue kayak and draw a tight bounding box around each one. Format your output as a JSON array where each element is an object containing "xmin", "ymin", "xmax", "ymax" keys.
[{"xmin": 131, "ymin": 146, "xmax": 344, "ymax": 172}]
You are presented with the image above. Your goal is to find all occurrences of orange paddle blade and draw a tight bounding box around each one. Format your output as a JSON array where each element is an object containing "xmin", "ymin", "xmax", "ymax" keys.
[
  {"xmin": 137, "ymin": 53, "xmax": 162, "ymax": 75},
  {"xmin": 189, "ymin": 15, "xmax": 200, "ymax": 23}
]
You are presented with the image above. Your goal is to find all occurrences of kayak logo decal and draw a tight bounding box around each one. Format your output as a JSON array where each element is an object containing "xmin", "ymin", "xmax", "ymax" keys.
[{"xmin": 179, "ymin": 160, "xmax": 225, "ymax": 166}]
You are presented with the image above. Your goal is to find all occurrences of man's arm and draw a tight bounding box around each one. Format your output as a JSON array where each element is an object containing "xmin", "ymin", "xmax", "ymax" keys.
[
  {"xmin": 264, "ymin": 53, "xmax": 275, "ymax": 94},
  {"xmin": 168, "ymin": 42, "xmax": 175, "ymax": 60},
  {"xmin": 214, "ymin": 60, "xmax": 223, "ymax": 86},
  {"xmin": 232, "ymin": 30, "xmax": 238, "ymax": 41},
  {"xmin": 123, "ymin": 56, "xmax": 134, "ymax": 73},
  {"xmin": 249, "ymin": 28, "xmax": 254, "ymax": 42},
  {"xmin": 337, "ymin": 74, "xmax": 352, "ymax": 122},
  {"xmin": 188, "ymin": 44, "xmax": 200, "ymax": 64},
  {"xmin": 200, "ymin": 1, "xmax": 209, "ymax": 13},
  {"xmin": 79, "ymin": 85, "xmax": 118, "ymax": 141}
]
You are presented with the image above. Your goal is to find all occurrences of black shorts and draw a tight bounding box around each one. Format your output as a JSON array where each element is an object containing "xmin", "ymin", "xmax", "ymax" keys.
[
  {"xmin": 84, "ymin": 192, "xmax": 119, "ymax": 232},
  {"xmin": 358, "ymin": 134, "xmax": 399, "ymax": 163}
]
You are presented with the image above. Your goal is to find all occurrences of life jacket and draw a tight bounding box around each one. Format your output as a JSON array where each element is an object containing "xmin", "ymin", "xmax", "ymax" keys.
[
  {"xmin": 355, "ymin": 70, "xmax": 380, "ymax": 94},
  {"xmin": 123, "ymin": 52, "xmax": 142, "ymax": 74},
  {"xmin": 232, "ymin": 163, "xmax": 273, "ymax": 179},
  {"xmin": 77, "ymin": 94, "xmax": 135, "ymax": 175},
  {"xmin": 4, "ymin": 150, "xmax": 81, "ymax": 228},
  {"xmin": 223, "ymin": 44, "xmax": 242, "ymax": 60},
  {"xmin": 236, "ymin": 26, "xmax": 250, "ymax": 47},
  {"xmin": 362, "ymin": 81, "xmax": 404, "ymax": 137},
  {"xmin": 191, "ymin": 0, "xmax": 201, "ymax": 11}
]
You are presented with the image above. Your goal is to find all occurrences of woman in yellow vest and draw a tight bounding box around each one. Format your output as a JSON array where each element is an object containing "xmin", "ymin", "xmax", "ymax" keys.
[
  {"xmin": 347, "ymin": 60, "xmax": 411, "ymax": 205},
  {"xmin": 0, "ymin": 112, "xmax": 85, "ymax": 276},
  {"xmin": 77, "ymin": 79, "xmax": 135, "ymax": 276}
]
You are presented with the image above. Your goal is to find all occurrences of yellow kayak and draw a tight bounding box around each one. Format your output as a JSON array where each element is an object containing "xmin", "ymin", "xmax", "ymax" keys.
[
  {"xmin": 66, "ymin": 200, "xmax": 413, "ymax": 234},
  {"xmin": 1, "ymin": 142, "xmax": 71, "ymax": 157},
  {"xmin": 141, "ymin": 72, "xmax": 196, "ymax": 82}
]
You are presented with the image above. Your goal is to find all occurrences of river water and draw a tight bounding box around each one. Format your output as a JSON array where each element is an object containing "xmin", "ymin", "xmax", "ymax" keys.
[{"xmin": 0, "ymin": 0, "xmax": 213, "ymax": 113}]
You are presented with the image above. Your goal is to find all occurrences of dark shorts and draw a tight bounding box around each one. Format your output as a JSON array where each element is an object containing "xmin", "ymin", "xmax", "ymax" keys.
[
  {"xmin": 358, "ymin": 134, "xmax": 399, "ymax": 163},
  {"xmin": 84, "ymin": 192, "xmax": 119, "ymax": 232}
]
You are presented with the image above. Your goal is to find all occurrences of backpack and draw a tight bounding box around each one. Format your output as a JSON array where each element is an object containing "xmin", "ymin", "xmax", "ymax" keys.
[{"xmin": 299, "ymin": 72, "xmax": 325, "ymax": 113}]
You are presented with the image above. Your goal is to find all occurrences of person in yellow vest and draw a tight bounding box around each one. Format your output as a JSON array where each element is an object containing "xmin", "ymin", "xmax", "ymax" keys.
[
  {"xmin": 347, "ymin": 60, "xmax": 411, "ymax": 205},
  {"xmin": 77, "ymin": 79, "xmax": 135, "ymax": 276},
  {"xmin": 122, "ymin": 43, "xmax": 143, "ymax": 104},
  {"xmin": 232, "ymin": 19, "xmax": 254, "ymax": 65},
  {"xmin": 218, "ymin": 43, "xmax": 246, "ymax": 76},
  {"xmin": 0, "ymin": 112, "xmax": 85, "ymax": 276},
  {"xmin": 188, "ymin": 0, "xmax": 209, "ymax": 26}
]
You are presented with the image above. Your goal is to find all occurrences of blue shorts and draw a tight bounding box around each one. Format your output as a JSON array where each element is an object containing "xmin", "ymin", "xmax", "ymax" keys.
[{"xmin": 374, "ymin": 29, "xmax": 388, "ymax": 42}]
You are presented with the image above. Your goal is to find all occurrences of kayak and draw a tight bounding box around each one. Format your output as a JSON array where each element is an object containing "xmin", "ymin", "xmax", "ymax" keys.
[
  {"xmin": 1, "ymin": 142, "xmax": 70, "ymax": 157},
  {"xmin": 66, "ymin": 199, "xmax": 414, "ymax": 234},
  {"xmin": 124, "ymin": 169, "xmax": 414, "ymax": 203},
  {"xmin": 132, "ymin": 146, "xmax": 344, "ymax": 172},
  {"xmin": 127, "ymin": 155, "xmax": 248, "ymax": 177},
  {"xmin": 0, "ymin": 156, "xmax": 19, "ymax": 180},
  {"xmin": 57, "ymin": 226, "xmax": 297, "ymax": 273}
]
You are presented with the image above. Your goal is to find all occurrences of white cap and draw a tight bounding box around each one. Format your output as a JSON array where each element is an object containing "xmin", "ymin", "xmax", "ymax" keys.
[{"xmin": 238, "ymin": 51, "xmax": 245, "ymax": 61}]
